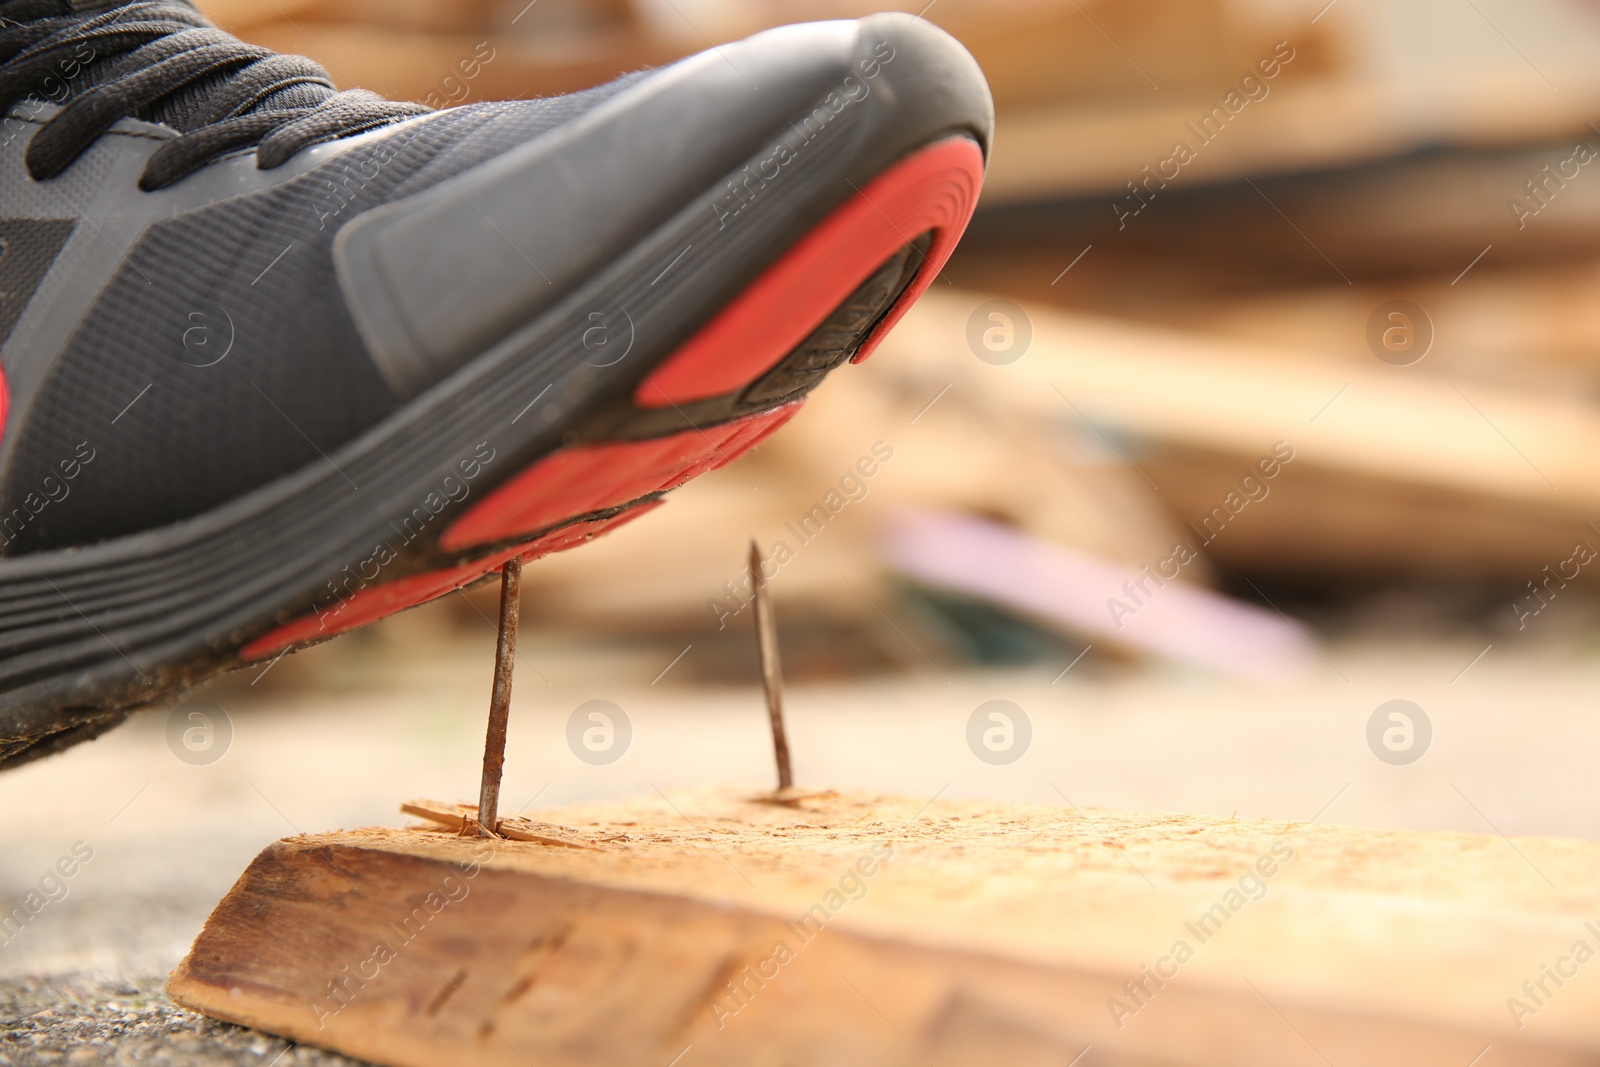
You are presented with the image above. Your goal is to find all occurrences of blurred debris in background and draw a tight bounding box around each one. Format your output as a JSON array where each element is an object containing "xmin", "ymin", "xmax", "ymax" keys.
[{"xmin": 197, "ymin": 0, "xmax": 1600, "ymax": 686}]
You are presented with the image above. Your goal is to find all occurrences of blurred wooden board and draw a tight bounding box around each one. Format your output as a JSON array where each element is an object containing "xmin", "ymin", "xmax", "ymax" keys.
[
  {"xmin": 1138, "ymin": 261, "xmax": 1600, "ymax": 399},
  {"xmin": 169, "ymin": 790, "xmax": 1600, "ymax": 1066},
  {"xmin": 879, "ymin": 290, "xmax": 1600, "ymax": 579},
  {"xmin": 958, "ymin": 144, "xmax": 1600, "ymax": 308},
  {"xmin": 200, "ymin": 0, "xmax": 1600, "ymax": 202},
  {"xmin": 986, "ymin": 74, "xmax": 1600, "ymax": 203},
  {"xmin": 195, "ymin": 0, "xmax": 322, "ymax": 28}
]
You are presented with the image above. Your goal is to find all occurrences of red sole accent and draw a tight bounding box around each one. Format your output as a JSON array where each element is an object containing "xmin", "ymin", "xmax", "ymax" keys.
[
  {"xmin": 0, "ymin": 365, "xmax": 8, "ymax": 445},
  {"xmin": 439, "ymin": 401, "xmax": 800, "ymax": 551},
  {"xmin": 241, "ymin": 504, "xmax": 661, "ymax": 662},
  {"xmin": 636, "ymin": 136, "xmax": 984, "ymax": 406}
]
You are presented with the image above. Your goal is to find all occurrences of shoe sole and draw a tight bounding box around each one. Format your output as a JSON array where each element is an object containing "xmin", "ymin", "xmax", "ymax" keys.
[{"xmin": 0, "ymin": 132, "xmax": 982, "ymax": 766}]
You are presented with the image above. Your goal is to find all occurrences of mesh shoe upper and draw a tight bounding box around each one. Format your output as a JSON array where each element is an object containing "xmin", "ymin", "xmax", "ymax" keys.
[{"xmin": 0, "ymin": 3, "xmax": 645, "ymax": 554}]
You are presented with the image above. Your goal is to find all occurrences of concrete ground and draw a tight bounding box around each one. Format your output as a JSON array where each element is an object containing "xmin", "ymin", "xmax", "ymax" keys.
[
  {"xmin": 4, "ymin": 602, "xmax": 1599, "ymax": 1064},
  {"xmin": 0, "ymin": 973, "xmax": 364, "ymax": 1066}
]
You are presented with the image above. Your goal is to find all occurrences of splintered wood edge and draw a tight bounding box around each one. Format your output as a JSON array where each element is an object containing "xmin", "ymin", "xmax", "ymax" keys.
[
  {"xmin": 400, "ymin": 800, "xmax": 609, "ymax": 850},
  {"xmin": 748, "ymin": 787, "xmax": 840, "ymax": 808}
]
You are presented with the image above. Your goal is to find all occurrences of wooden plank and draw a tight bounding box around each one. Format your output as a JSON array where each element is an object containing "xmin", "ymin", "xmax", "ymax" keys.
[{"xmin": 169, "ymin": 789, "xmax": 1600, "ymax": 1066}]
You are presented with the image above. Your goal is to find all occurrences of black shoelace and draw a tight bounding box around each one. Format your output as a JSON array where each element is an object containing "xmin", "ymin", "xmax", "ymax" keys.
[{"xmin": 0, "ymin": 0, "xmax": 430, "ymax": 190}]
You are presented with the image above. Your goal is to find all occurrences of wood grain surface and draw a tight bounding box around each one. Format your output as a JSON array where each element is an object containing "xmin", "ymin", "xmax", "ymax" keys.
[{"xmin": 170, "ymin": 789, "xmax": 1600, "ymax": 1066}]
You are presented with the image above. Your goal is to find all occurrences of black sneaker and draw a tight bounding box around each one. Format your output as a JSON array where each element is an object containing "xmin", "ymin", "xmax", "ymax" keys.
[{"xmin": 0, "ymin": 1, "xmax": 991, "ymax": 767}]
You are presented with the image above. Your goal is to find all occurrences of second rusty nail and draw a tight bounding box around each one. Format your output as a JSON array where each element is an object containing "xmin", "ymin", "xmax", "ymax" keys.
[{"xmin": 750, "ymin": 540, "xmax": 792, "ymax": 791}]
